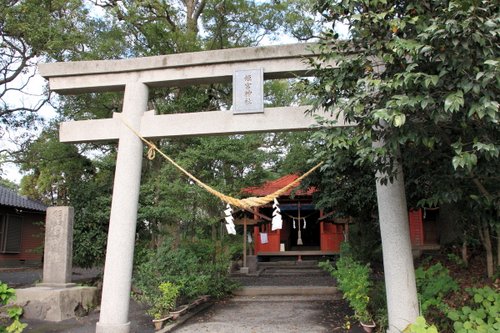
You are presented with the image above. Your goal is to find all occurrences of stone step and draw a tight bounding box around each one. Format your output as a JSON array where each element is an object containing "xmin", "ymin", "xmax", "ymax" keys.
[
  {"xmin": 261, "ymin": 268, "xmax": 327, "ymax": 277},
  {"xmin": 257, "ymin": 260, "xmax": 319, "ymax": 268},
  {"xmin": 233, "ymin": 286, "xmax": 339, "ymax": 297}
]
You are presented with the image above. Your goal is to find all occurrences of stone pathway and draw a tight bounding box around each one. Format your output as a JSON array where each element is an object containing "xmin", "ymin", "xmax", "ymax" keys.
[
  {"xmin": 172, "ymin": 295, "xmax": 356, "ymax": 333},
  {"xmin": 170, "ymin": 260, "xmax": 361, "ymax": 333}
]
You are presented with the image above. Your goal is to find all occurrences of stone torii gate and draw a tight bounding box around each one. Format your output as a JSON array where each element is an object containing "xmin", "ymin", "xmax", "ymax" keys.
[{"xmin": 39, "ymin": 43, "xmax": 418, "ymax": 333}]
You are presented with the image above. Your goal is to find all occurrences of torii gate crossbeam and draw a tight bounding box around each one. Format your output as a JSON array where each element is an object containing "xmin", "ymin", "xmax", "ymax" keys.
[{"xmin": 39, "ymin": 43, "xmax": 417, "ymax": 333}]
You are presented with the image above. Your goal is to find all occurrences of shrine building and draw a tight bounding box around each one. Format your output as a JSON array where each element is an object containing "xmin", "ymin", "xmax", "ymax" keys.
[
  {"xmin": 241, "ymin": 174, "xmax": 345, "ymax": 259},
  {"xmin": 239, "ymin": 175, "xmax": 441, "ymax": 260}
]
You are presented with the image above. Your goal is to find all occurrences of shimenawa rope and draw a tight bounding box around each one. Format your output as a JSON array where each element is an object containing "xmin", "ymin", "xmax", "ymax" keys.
[{"xmin": 119, "ymin": 115, "xmax": 323, "ymax": 209}]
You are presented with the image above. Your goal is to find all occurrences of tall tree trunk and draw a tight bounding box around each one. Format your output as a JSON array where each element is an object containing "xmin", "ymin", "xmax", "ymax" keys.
[
  {"xmin": 471, "ymin": 176, "xmax": 496, "ymax": 277},
  {"xmin": 497, "ymin": 226, "xmax": 500, "ymax": 268},
  {"xmin": 478, "ymin": 222, "xmax": 494, "ymax": 278},
  {"xmin": 461, "ymin": 237, "xmax": 468, "ymax": 266}
]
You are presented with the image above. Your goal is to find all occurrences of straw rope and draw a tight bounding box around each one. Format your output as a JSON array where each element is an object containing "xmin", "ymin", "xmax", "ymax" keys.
[{"xmin": 120, "ymin": 115, "xmax": 323, "ymax": 209}]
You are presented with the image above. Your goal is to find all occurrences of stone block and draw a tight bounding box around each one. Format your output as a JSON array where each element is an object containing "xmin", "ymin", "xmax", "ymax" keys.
[
  {"xmin": 246, "ymin": 255, "xmax": 258, "ymax": 274},
  {"xmin": 15, "ymin": 286, "xmax": 98, "ymax": 322},
  {"xmin": 43, "ymin": 207, "xmax": 74, "ymax": 285}
]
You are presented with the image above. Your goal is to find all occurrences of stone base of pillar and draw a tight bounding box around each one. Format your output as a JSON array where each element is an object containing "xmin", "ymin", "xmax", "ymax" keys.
[
  {"xmin": 96, "ymin": 321, "xmax": 131, "ymax": 333},
  {"xmin": 36, "ymin": 283, "xmax": 77, "ymax": 288},
  {"xmin": 15, "ymin": 286, "xmax": 98, "ymax": 322}
]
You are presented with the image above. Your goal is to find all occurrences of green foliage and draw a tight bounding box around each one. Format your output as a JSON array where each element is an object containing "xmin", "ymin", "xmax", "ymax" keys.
[
  {"xmin": 404, "ymin": 316, "xmax": 439, "ymax": 333},
  {"xmin": 311, "ymin": 0, "xmax": 499, "ymax": 278},
  {"xmin": 370, "ymin": 279, "xmax": 388, "ymax": 332},
  {"xmin": 447, "ymin": 287, "xmax": 500, "ymax": 333},
  {"xmin": 319, "ymin": 244, "xmax": 373, "ymax": 323},
  {"xmin": 0, "ymin": 282, "xmax": 26, "ymax": 333},
  {"xmin": 0, "ymin": 282, "xmax": 15, "ymax": 305},
  {"xmin": 415, "ymin": 263, "xmax": 458, "ymax": 315},
  {"xmin": 0, "ymin": 0, "xmax": 106, "ymax": 129},
  {"xmin": 146, "ymin": 282, "xmax": 180, "ymax": 319},
  {"xmin": 133, "ymin": 237, "xmax": 238, "ymax": 310},
  {"xmin": 18, "ymin": 126, "xmax": 114, "ymax": 268},
  {"xmin": 0, "ymin": 179, "xmax": 17, "ymax": 191}
]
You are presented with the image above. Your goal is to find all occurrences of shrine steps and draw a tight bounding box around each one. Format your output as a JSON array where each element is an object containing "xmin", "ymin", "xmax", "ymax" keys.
[
  {"xmin": 232, "ymin": 286, "xmax": 339, "ymax": 298},
  {"xmin": 231, "ymin": 260, "xmax": 340, "ymax": 298},
  {"xmin": 259, "ymin": 262, "xmax": 327, "ymax": 277}
]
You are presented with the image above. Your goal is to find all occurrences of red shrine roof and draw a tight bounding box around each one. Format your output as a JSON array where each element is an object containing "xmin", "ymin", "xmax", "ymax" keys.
[{"xmin": 242, "ymin": 174, "xmax": 316, "ymax": 197}]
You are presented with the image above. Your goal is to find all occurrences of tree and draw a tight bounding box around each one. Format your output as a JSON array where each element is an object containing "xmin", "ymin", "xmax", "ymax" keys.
[
  {"xmin": 17, "ymin": 124, "xmax": 113, "ymax": 267},
  {"xmin": 10, "ymin": 0, "xmax": 321, "ymax": 267},
  {"xmin": 309, "ymin": 0, "xmax": 499, "ymax": 276},
  {"xmin": 0, "ymin": 0, "xmax": 128, "ymax": 185},
  {"xmin": 0, "ymin": 0, "xmax": 96, "ymax": 126}
]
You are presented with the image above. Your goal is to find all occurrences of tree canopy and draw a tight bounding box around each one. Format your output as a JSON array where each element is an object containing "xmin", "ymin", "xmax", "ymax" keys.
[
  {"xmin": 309, "ymin": 0, "xmax": 499, "ymax": 276},
  {"xmin": 1, "ymin": 0, "xmax": 321, "ymax": 267}
]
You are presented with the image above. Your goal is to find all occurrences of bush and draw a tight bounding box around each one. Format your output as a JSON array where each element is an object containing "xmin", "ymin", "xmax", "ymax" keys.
[
  {"xmin": 370, "ymin": 279, "xmax": 388, "ymax": 332},
  {"xmin": 415, "ymin": 263, "xmax": 458, "ymax": 314},
  {"xmin": 447, "ymin": 286, "xmax": 499, "ymax": 333},
  {"xmin": 0, "ymin": 282, "xmax": 26, "ymax": 333},
  {"xmin": 146, "ymin": 282, "xmax": 180, "ymax": 319},
  {"xmin": 403, "ymin": 316, "xmax": 438, "ymax": 333},
  {"xmin": 319, "ymin": 243, "xmax": 373, "ymax": 323},
  {"xmin": 133, "ymin": 237, "xmax": 238, "ymax": 310}
]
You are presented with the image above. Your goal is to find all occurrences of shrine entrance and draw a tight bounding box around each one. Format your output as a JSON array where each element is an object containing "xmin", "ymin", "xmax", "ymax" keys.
[
  {"xmin": 242, "ymin": 174, "xmax": 339, "ymax": 258},
  {"xmin": 39, "ymin": 43, "xmax": 418, "ymax": 333}
]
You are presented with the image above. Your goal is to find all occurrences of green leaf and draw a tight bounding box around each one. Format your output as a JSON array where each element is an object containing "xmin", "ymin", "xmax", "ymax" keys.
[
  {"xmin": 393, "ymin": 114, "xmax": 406, "ymax": 127},
  {"xmin": 444, "ymin": 91, "xmax": 464, "ymax": 113},
  {"xmin": 448, "ymin": 311, "xmax": 460, "ymax": 321},
  {"xmin": 474, "ymin": 293, "xmax": 484, "ymax": 303},
  {"xmin": 420, "ymin": 45, "xmax": 433, "ymax": 54}
]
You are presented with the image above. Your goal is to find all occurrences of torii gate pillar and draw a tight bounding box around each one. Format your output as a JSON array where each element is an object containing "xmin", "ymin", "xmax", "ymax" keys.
[
  {"xmin": 376, "ymin": 162, "xmax": 419, "ymax": 332},
  {"xmin": 96, "ymin": 82, "xmax": 148, "ymax": 333}
]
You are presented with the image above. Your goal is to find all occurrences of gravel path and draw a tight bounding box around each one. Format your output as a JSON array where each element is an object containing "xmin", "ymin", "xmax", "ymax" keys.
[{"xmin": 172, "ymin": 296, "xmax": 358, "ymax": 333}]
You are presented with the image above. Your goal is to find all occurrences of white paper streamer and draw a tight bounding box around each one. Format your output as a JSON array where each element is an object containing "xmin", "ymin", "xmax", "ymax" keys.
[{"xmin": 224, "ymin": 203, "xmax": 236, "ymax": 235}]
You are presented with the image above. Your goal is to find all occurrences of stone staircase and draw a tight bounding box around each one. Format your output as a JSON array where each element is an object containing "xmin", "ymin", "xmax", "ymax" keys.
[{"xmin": 231, "ymin": 260, "xmax": 339, "ymax": 298}]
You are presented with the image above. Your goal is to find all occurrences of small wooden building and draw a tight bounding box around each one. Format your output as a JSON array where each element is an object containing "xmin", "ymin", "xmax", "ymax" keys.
[
  {"xmin": 241, "ymin": 175, "xmax": 440, "ymax": 259},
  {"xmin": 242, "ymin": 175, "xmax": 344, "ymax": 258},
  {"xmin": 0, "ymin": 185, "xmax": 47, "ymax": 267},
  {"xmin": 409, "ymin": 208, "xmax": 441, "ymax": 250}
]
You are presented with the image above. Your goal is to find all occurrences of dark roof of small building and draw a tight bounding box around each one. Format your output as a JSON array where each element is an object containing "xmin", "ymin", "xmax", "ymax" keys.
[
  {"xmin": 242, "ymin": 174, "xmax": 316, "ymax": 197},
  {"xmin": 0, "ymin": 185, "xmax": 47, "ymax": 212}
]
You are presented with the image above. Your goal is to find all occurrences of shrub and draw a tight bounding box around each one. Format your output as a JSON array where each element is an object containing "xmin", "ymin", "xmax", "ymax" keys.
[
  {"xmin": 415, "ymin": 263, "xmax": 458, "ymax": 314},
  {"xmin": 403, "ymin": 316, "xmax": 438, "ymax": 333},
  {"xmin": 146, "ymin": 282, "xmax": 180, "ymax": 319},
  {"xmin": 320, "ymin": 244, "xmax": 373, "ymax": 323},
  {"xmin": 0, "ymin": 282, "xmax": 26, "ymax": 333},
  {"xmin": 447, "ymin": 286, "xmax": 499, "ymax": 333},
  {"xmin": 133, "ymin": 237, "xmax": 237, "ymax": 310},
  {"xmin": 370, "ymin": 279, "xmax": 388, "ymax": 332}
]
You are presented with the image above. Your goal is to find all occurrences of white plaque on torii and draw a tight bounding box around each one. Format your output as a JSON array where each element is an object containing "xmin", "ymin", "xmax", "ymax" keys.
[{"xmin": 233, "ymin": 68, "xmax": 264, "ymax": 114}]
